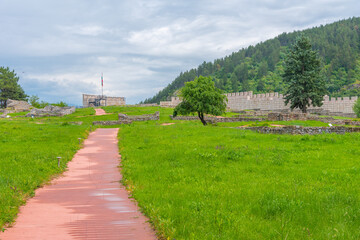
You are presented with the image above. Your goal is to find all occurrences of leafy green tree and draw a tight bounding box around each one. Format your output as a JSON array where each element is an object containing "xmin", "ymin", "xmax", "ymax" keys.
[
  {"xmin": 283, "ymin": 35, "xmax": 327, "ymax": 113},
  {"xmin": 29, "ymin": 95, "xmax": 49, "ymax": 108},
  {"xmin": 353, "ymin": 97, "xmax": 360, "ymax": 118},
  {"xmin": 0, "ymin": 67, "xmax": 28, "ymax": 107},
  {"xmin": 29, "ymin": 95, "xmax": 40, "ymax": 107},
  {"xmin": 173, "ymin": 76, "xmax": 227, "ymax": 125},
  {"xmin": 256, "ymin": 78, "xmax": 266, "ymax": 92},
  {"xmin": 51, "ymin": 101, "xmax": 68, "ymax": 107},
  {"xmin": 257, "ymin": 61, "xmax": 268, "ymax": 79}
]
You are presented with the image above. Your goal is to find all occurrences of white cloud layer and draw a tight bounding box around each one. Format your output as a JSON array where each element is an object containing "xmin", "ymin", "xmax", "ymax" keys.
[{"xmin": 0, "ymin": 0, "xmax": 359, "ymax": 104}]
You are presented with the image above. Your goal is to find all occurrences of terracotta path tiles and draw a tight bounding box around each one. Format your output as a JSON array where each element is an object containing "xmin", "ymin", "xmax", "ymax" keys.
[
  {"xmin": 1, "ymin": 128, "xmax": 156, "ymax": 240},
  {"xmin": 94, "ymin": 108, "xmax": 106, "ymax": 116}
]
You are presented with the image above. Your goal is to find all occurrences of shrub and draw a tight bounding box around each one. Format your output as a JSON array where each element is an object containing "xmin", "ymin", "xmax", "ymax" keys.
[{"xmin": 353, "ymin": 97, "xmax": 360, "ymax": 118}]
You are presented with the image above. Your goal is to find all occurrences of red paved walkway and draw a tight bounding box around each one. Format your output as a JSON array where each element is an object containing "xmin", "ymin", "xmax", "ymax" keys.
[
  {"xmin": 0, "ymin": 128, "xmax": 156, "ymax": 240},
  {"xmin": 94, "ymin": 108, "xmax": 106, "ymax": 115}
]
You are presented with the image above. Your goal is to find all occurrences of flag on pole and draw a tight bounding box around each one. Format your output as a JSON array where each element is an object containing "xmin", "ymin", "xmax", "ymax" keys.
[{"xmin": 101, "ymin": 73, "xmax": 103, "ymax": 86}]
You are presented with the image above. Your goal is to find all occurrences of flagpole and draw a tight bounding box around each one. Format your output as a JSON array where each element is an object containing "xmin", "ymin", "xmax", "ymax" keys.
[{"xmin": 101, "ymin": 73, "xmax": 103, "ymax": 98}]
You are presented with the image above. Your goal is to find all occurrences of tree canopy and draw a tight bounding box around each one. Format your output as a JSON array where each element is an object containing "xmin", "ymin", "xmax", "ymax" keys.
[
  {"xmin": 173, "ymin": 76, "xmax": 227, "ymax": 125},
  {"xmin": 283, "ymin": 35, "xmax": 327, "ymax": 113},
  {"xmin": 0, "ymin": 67, "xmax": 27, "ymax": 108}
]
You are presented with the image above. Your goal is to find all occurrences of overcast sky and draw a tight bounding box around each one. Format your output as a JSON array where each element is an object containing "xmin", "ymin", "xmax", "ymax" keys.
[{"xmin": 0, "ymin": 0, "xmax": 359, "ymax": 105}]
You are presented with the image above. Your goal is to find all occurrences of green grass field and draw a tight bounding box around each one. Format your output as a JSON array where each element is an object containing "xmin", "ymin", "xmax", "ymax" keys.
[
  {"xmin": 117, "ymin": 113, "xmax": 360, "ymax": 239},
  {"xmin": 0, "ymin": 109, "xmax": 94, "ymax": 229},
  {"xmin": 1, "ymin": 106, "xmax": 360, "ymax": 239}
]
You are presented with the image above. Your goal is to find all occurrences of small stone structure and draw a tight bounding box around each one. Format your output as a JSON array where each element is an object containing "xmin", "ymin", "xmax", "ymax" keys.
[
  {"xmin": 245, "ymin": 126, "xmax": 360, "ymax": 135},
  {"xmin": 83, "ymin": 94, "xmax": 126, "ymax": 107},
  {"xmin": 267, "ymin": 113, "xmax": 310, "ymax": 121},
  {"xmin": 6, "ymin": 99, "xmax": 32, "ymax": 112},
  {"xmin": 159, "ymin": 91, "xmax": 359, "ymax": 116},
  {"xmin": 26, "ymin": 105, "xmax": 76, "ymax": 117}
]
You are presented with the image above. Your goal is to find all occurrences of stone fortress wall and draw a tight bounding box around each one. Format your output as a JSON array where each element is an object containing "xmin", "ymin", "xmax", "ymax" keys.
[
  {"xmin": 83, "ymin": 94, "xmax": 126, "ymax": 107},
  {"xmin": 160, "ymin": 91, "xmax": 358, "ymax": 114},
  {"xmin": 160, "ymin": 97, "xmax": 182, "ymax": 108},
  {"xmin": 226, "ymin": 91, "xmax": 357, "ymax": 114}
]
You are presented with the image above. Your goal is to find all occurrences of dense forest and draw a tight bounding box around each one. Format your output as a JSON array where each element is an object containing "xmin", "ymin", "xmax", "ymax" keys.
[{"xmin": 143, "ymin": 17, "xmax": 360, "ymax": 103}]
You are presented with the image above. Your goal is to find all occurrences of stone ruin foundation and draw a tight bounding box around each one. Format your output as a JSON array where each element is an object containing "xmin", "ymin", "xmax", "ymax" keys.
[
  {"xmin": 93, "ymin": 112, "xmax": 160, "ymax": 126},
  {"xmin": 245, "ymin": 126, "xmax": 360, "ymax": 135},
  {"xmin": 26, "ymin": 105, "xmax": 76, "ymax": 117}
]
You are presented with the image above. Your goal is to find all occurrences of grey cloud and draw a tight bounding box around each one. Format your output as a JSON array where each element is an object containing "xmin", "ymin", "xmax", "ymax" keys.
[{"xmin": 0, "ymin": 0, "xmax": 359, "ymax": 104}]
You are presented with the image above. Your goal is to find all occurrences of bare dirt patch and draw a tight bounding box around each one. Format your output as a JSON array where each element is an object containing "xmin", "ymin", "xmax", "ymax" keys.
[{"xmin": 161, "ymin": 123, "xmax": 175, "ymax": 126}]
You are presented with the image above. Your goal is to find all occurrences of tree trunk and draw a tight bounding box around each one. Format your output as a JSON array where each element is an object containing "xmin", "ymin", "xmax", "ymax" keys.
[
  {"xmin": 198, "ymin": 112, "xmax": 207, "ymax": 125},
  {"xmin": 302, "ymin": 105, "xmax": 307, "ymax": 113}
]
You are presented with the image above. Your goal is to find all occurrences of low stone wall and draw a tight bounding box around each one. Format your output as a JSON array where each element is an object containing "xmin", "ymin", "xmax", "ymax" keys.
[
  {"xmin": 232, "ymin": 110, "xmax": 269, "ymax": 116},
  {"xmin": 245, "ymin": 126, "xmax": 360, "ymax": 135},
  {"xmin": 66, "ymin": 121, "xmax": 83, "ymax": 125},
  {"xmin": 26, "ymin": 105, "xmax": 76, "ymax": 117},
  {"xmin": 170, "ymin": 116, "xmax": 200, "ymax": 121},
  {"xmin": 93, "ymin": 120, "xmax": 132, "ymax": 126},
  {"xmin": 136, "ymin": 103, "xmax": 159, "ymax": 107},
  {"xmin": 306, "ymin": 109, "xmax": 357, "ymax": 118},
  {"xmin": 319, "ymin": 119, "xmax": 360, "ymax": 126},
  {"xmin": 266, "ymin": 112, "xmax": 360, "ymax": 126},
  {"xmin": 170, "ymin": 115, "xmax": 264, "ymax": 122},
  {"xmin": 118, "ymin": 112, "xmax": 159, "ymax": 121}
]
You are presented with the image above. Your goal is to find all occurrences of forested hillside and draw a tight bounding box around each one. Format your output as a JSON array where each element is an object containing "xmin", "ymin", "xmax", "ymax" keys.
[{"xmin": 143, "ymin": 17, "xmax": 360, "ymax": 103}]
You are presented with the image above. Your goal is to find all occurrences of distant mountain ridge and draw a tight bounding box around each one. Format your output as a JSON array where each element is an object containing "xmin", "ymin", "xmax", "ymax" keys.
[{"xmin": 143, "ymin": 17, "xmax": 360, "ymax": 104}]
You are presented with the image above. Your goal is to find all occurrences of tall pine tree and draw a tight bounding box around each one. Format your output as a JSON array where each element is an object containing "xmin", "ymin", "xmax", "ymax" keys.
[
  {"xmin": 283, "ymin": 35, "xmax": 327, "ymax": 113},
  {"xmin": 0, "ymin": 67, "xmax": 28, "ymax": 108}
]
